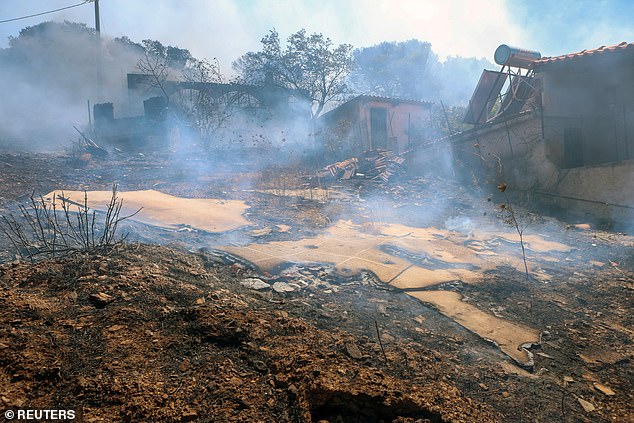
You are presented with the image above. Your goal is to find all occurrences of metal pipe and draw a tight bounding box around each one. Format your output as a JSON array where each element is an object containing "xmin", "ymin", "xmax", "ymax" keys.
[{"xmin": 624, "ymin": 104, "xmax": 630, "ymax": 159}]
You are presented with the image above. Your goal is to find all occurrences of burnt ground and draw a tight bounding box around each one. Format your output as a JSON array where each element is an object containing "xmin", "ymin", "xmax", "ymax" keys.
[{"xmin": 0, "ymin": 151, "xmax": 632, "ymax": 422}]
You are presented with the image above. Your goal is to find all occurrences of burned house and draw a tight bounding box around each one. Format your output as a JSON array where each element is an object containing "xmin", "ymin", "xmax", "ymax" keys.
[
  {"xmin": 93, "ymin": 74, "xmax": 310, "ymax": 150},
  {"xmin": 125, "ymin": 73, "xmax": 309, "ymax": 119},
  {"xmin": 92, "ymin": 97, "xmax": 170, "ymax": 148},
  {"xmin": 317, "ymin": 95, "xmax": 432, "ymax": 158},
  {"xmin": 454, "ymin": 42, "xmax": 634, "ymax": 225}
]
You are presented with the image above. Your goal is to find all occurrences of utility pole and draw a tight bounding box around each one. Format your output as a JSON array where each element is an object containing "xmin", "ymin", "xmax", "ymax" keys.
[
  {"xmin": 94, "ymin": 0, "xmax": 100, "ymax": 33},
  {"xmin": 94, "ymin": 0, "xmax": 102, "ymax": 101}
]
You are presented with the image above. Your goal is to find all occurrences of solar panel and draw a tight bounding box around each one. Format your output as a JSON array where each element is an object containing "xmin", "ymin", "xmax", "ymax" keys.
[{"xmin": 463, "ymin": 70, "xmax": 508, "ymax": 125}]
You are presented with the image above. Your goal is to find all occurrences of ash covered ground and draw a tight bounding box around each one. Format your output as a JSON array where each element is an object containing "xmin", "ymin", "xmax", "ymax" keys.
[{"xmin": 0, "ymin": 151, "xmax": 632, "ymax": 422}]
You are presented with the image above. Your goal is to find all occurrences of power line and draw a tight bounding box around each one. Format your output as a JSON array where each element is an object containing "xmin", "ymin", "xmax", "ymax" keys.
[{"xmin": 0, "ymin": 1, "xmax": 91, "ymax": 25}]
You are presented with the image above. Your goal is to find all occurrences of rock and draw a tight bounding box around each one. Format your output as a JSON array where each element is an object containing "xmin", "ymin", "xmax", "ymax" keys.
[
  {"xmin": 179, "ymin": 358, "xmax": 192, "ymax": 372},
  {"xmin": 63, "ymin": 291, "xmax": 78, "ymax": 301},
  {"xmin": 593, "ymin": 383, "xmax": 615, "ymax": 396},
  {"xmin": 240, "ymin": 278, "xmax": 270, "ymax": 290},
  {"xmin": 288, "ymin": 384, "xmax": 298, "ymax": 397},
  {"xmin": 381, "ymin": 333, "xmax": 395, "ymax": 343},
  {"xmin": 345, "ymin": 343, "xmax": 363, "ymax": 360},
  {"xmin": 181, "ymin": 409, "xmax": 198, "ymax": 422},
  {"xmin": 413, "ymin": 315, "xmax": 426, "ymax": 324},
  {"xmin": 577, "ymin": 397, "xmax": 595, "ymax": 412},
  {"xmin": 272, "ymin": 282, "xmax": 295, "ymax": 293},
  {"xmin": 274, "ymin": 310, "xmax": 289, "ymax": 319},
  {"xmin": 251, "ymin": 227, "xmax": 272, "ymax": 237},
  {"xmin": 276, "ymin": 224, "xmax": 291, "ymax": 233},
  {"xmin": 89, "ymin": 292, "xmax": 114, "ymax": 308}
]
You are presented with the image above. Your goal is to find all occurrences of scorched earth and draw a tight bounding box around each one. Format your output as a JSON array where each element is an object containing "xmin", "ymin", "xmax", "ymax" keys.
[{"xmin": 0, "ymin": 151, "xmax": 632, "ymax": 422}]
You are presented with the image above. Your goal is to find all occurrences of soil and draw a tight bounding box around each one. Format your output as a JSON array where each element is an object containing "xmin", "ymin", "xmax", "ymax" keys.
[{"xmin": 0, "ymin": 151, "xmax": 632, "ymax": 422}]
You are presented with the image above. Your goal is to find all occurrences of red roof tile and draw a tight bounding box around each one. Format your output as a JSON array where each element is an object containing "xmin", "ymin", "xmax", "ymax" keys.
[{"xmin": 533, "ymin": 41, "xmax": 634, "ymax": 66}]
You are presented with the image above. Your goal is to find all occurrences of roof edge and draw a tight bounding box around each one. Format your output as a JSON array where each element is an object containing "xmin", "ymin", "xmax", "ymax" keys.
[{"xmin": 533, "ymin": 41, "xmax": 634, "ymax": 67}]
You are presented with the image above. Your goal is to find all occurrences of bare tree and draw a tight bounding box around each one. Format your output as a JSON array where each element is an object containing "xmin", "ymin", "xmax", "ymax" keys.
[
  {"xmin": 137, "ymin": 46, "xmax": 171, "ymax": 105},
  {"xmin": 177, "ymin": 58, "xmax": 233, "ymax": 138},
  {"xmin": 135, "ymin": 39, "xmax": 195, "ymax": 105},
  {"xmin": 498, "ymin": 183, "xmax": 530, "ymax": 281}
]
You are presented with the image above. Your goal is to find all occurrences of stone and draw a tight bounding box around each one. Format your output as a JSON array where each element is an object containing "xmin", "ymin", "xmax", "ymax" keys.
[
  {"xmin": 240, "ymin": 278, "xmax": 270, "ymax": 290},
  {"xmin": 381, "ymin": 333, "xmax": 395, "ymax": 343},
  {"xmin": 89, "ymin": 292, "xmax": 114, "ymax": 308},
  {"xmin": 593, "ymin": 383, "xmax": 615, "ymax": 396},
  {"xmin": 577, "ymin": 397, "xmax": 595, "ymax": 413},
  {"xmin": 274, "ymin": 311, "xmax": 289, "ymax": 319},
  {"xmin": 345, "ymin": 343, "xmax": 363, "ymax": 360},
  {"xmin": 179, "ymin": 358, "xmax": 191, "ymax": 372},
  {"xmin": 181, "ymin": 409, "xmax": 198, "ymax": 422},
  {"xmin": 272, "ymin": 282, "xmax": 295, "ymax": 293},
  {"xmin": 536, "ymin": 352, "xmax": 554, "ymax": 359},
  {"xmin": 251, "ymin": 227, "xmax": 272, "ymax": 237}
]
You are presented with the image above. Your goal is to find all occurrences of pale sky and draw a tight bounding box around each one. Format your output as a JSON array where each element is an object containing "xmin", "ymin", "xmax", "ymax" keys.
[{"xmin": 1, "ymin": 0, "xmax": 633, "ymax": 73}]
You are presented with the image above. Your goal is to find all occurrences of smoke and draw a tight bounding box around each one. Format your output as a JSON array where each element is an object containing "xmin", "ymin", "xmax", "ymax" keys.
[{"xmin": 0, "ymin": 21, "xmax": 142, "ymax": 150}]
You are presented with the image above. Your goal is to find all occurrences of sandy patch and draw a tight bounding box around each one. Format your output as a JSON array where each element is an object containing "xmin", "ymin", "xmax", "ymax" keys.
[
  {"xmin": 221, "ymin": 219, "xmax": 570, "ymax": 365},
  {"xmin": 409, "ymin": 290, "xmax": 540, "ymax": 366},
  {"xmin": 222, "ymin": 220, "xmax": 570, "ymax": 289},
  {"xmin": 44, "ymin": 189, "xmax": 250, "ymax": 233}
]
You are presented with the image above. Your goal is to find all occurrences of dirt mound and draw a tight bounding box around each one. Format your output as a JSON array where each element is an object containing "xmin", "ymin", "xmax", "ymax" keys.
[{"xmin": 0, "ymin": 244, "xmax": 496, "ymax": 422}]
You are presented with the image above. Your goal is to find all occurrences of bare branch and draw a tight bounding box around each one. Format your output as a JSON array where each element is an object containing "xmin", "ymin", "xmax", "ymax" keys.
[{"xmin": 0, "ymin": 185, "xmax": 141, "ymax": 261}]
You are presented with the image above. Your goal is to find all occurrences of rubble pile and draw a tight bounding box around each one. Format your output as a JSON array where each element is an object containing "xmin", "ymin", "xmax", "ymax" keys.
[
  {"xmin": 72, "ymin": 125, "xmax": 108, "ymax": 161},
  {"xmin": 318, "ymin": 149, "xmax": 407, "ymax": 182}
]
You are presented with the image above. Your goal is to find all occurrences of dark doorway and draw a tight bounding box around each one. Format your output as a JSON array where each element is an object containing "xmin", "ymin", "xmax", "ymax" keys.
[
  {"xmin": 370, "ymin": 107, "xmax": 388, "ymax": 149},
  {"xmin": 563, "ymin": 127, "xmax": 584, "ymax": 168}
]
